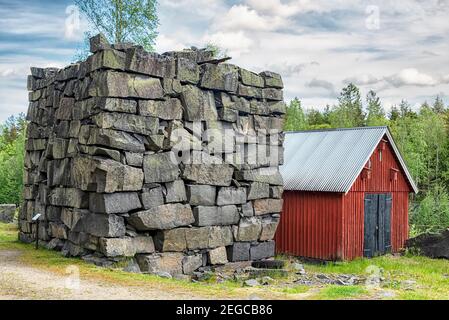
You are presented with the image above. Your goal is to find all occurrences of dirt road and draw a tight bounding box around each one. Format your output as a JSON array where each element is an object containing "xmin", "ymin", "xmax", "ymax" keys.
[{"xmin": 0, "ymin": 249, "xmax": 218, "ymax": 300}]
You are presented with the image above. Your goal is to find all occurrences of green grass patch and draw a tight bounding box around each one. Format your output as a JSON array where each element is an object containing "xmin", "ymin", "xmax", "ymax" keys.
[
  {"xmin": 315, "ymin": 285, "xmax": 367, "ymax": 300},
  {"xmin": 280, "ymin": 285, "xmax": 310, "ymax": 295}
]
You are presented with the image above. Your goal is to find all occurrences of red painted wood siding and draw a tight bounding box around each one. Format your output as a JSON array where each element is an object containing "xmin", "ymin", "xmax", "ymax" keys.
[
  {"xmin": 275, "ymin": 191, "xmax": 344, "ymax": 260},
  {"xmin": 276, "ymin": 136, "xmax": 412, "ymax": 261}
]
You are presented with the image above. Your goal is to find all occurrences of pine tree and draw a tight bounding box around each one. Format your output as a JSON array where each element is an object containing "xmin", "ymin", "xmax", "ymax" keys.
[
  {"xmin": 284, "ymin": 98, "xmax": 307, "ymax": 131},
  {"xmin": 432, "ymin": 95, "xmax": 446, "ymax": 114},
  {"xmin": 366, "ymin": 90, "xmax": 386, "ymax": 126}
]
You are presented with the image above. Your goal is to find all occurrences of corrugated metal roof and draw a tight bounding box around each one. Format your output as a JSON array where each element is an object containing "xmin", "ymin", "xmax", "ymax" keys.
[{"xmin": 281, "ymin": 126, "xmax": 418, "ymax": 193}]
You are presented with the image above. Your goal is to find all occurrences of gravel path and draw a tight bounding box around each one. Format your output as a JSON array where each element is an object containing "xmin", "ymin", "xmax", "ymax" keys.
[{"xmin": 0, "ymin": 249, "xmax": 212, "ymax": 300}]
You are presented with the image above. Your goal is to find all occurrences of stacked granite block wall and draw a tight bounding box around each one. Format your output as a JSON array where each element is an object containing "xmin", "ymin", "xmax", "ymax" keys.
[{"xmin": 19, "ymin": 34, "xmax": 285, "ymax": 276}]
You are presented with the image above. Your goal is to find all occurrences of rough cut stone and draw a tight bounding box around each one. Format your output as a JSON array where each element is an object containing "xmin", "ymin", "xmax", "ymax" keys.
[
  {"xmin": 240, "ymin": 68, "xmax": 264, "ymax": 88},
  {"xmin": 90, "ymin": 33, "xmax": 110, "ymax": 53},
  {"xmin": 125, "ymin": 152, "xmax": 143, "ymax": 167},
  {"xmin": 253, "ymin": 199, "xmax": 283, "ymax": 215},
  {"xmin": 180, "ymin": 85, "xmax": 217, "ymax": 121},
  {"xmin": 125, "ymin": 47, "xmax": 175, "ymax": 78},
  {"xmin": 141, "ymin": 186, "xmax": 165, "ymax": 209},
  {"xmin": 260, "ymin": 217, "xmax": 280, "ymax": 241},
  {"xmin": 73, "ymin": 156, "xmax": 144, "ymax": 193},
  {"xmin": 227, "ymin": 242, "xmax": 251, "ymax": 262},
  {"xmin": 154, "ymin": 228, "xmax": 187, "ymax": 252},
  {"xmin": 269, "ymin": 186, "xmax": 284, "ymax": 199},
  {"xmin": 176, "ymin": 58, "xmax": 199, "ymax": 84},
  {"xmin": 136, "ymin": 252, "xmax": 184, "ymax": 276},
  {"xmin": 193, "ymin": 205, "xmax": 239, "ymax": 226},
  {"xmin": 235, "ymin": 167, "xmax": 283, "ymax": 186},
  {"xmin": 260, "ymin": 71, "xmax": 283, "ymax": 88},
  {"xmin": 182, "ymin": 164, "xmax": 234, "ymax": 186},
  {"xmin": 82, "ymin": 126, "xmax": 146, "ymax": 153},
  {"xmin": 73, "ymin": 213, "xmax": 126, "ymax": 238},
  {"xmin": 186, "ymin": 185, "xmax": 216, "ymax": 206},
  {"xmin": 250, "ymin": 241, "xmax": 275, "ymax": 260},
  {"xmin": 247, "ymin": 182, "xmax": 270, "ymax": 200},
  {"xmin": 99, "ymin": 236, "xmax": 154, "ymax": 257},
  {"xmin": 89, "ymin": 192, "xmax": 141, "ymax": 214},
  {"xmin": 128, "ymin": 204, "xmax": 194, "ymax": 230},
  {"xmin": 139, "ymin": 98, "xmax": 183, "ymax": 120},
  {"xmin": 200, "ymin": 64, "xmax": 239, "ymax": 92},
  {"xmin": 48, "ymin": 188, "xmax": 88, "ymax": 209},
  {"xmin": 208, "ymin": 246, "xmax": 228, "ymax": 265},
  {"xmin": 234, "ymin": 217, "xmax": 262, "ymax": 242},
  {"xmin": 93, "ymin": 112, "xmax": 158, "ymax": 135},
  {"xmin": 61, "ymin": 208, "xmax": 86, "ymax": 229},
  {"xmin": 165, "ymin": 180, "xmax": 187, "ymax": 203},
  {"xmin": 241, "ymin": 202, "xmax": 254, "ymax": 217},
  {"xmin": 216, "ymin": 187, "xmax": 247, "ymax": 205},
  {"xmin": 182, "ymin": 254, "xmax": 203, "ymax": 274},
  {"xmin": 143, "ymin": 152, "xmax": 180, "ymax": 183},
  {"xmin": 90, "ymin": 71, "xmax": 164, "ymax": 99}
]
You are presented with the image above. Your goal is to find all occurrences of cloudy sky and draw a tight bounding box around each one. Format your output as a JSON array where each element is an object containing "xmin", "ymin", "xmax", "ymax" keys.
[{"xmin": 1, "ymin": 0, "xmax": 448, "ymax": 122}]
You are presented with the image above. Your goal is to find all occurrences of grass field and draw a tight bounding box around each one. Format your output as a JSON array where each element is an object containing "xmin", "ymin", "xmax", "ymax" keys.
[{"xmin": 1, "ymin": 223, "xmax": 449, "ymax": 300}]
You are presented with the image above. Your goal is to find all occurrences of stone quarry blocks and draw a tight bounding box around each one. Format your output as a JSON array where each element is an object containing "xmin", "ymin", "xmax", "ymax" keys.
[
  {"xmin": 99, "ymin": 236, "xmax": 155, "ymax": 257},
  {"xmin": 82, "ymin": 126, "xmax": 145, "ymax": 153},
  {"xmin": 182, "ymin": 164, "xmax": 234, "ymax": 186},
  {"xmin": 154, "ymin": 228, "xmax": 187, "ymax": 252},
  {"xmin": 200, "ymin": 64, "xmax": 239, "ymax": 92},
  {"xmin": 128, "ymin": 204, "xmax": 194, "ymax": 230},
  {"xmin": 165, "ymin": 180, "xmax": 187, "ymax": 203},
  {"xmin": 139, "ymin": 98, "xmax": 183, "ymax": 120},
  {"xmin": 49, "ymin": 187, "xmax": 88, "ymax": 209},
  {"xmin": 240, "ymin": 68, "xmax": 264, "ymax": 88},
  {"xmin": 180, "ymin": 85, "xmax": 217, "ymax": 121},
  {"xmin": 73, "ymin": 213, "xmax": 126, "ymax": 238},
  {"xmin": 250, "ymin": 241, "xmax": 275, "ymax": 260},
  {"xmin": 182, "ymin": 254, "xmax": 203, "ymax": 274},
  {"xmin": 193, "ymin": 205, "xmax": 239, "ymax": 226},
  {"xmin": 93, "ymin": 112, "xmax": 159, "ymax": 135},
  {"xmin": 260, "ymin": 71, "xmax": 283, "ymax": 89},
  {"xmin": 137, "ymin": 252, "xmax": 184, "ymax": 276},
  {"xmin": 73, "ymin": 156, "xmax": 144, "ymax": 193},
  {"xmin": 247, "ymin": 182, "xmax": 270, "ymax": 200},
  {"xmin": 234, "ymin": 217, "xmax": 262, "ymax": 242},
  {"xmin": 143, "ymin": 152, "xmax": 180, "ymax": 183},
  {"xmin": 21, "ymin": 35, "xmax": 285, "ymax": 274},
  {"xmin": 141, "ymin": 186, "xmax": 165, "ymax": 209},
  {"xmin": 176, "ymin": 58, "xmax": 199, "ymax": 84},
  {"xmin": 89, "ymin": 192, "xmax": 141, "ymax": 214},
  {"xmin": 253, "ymin": 199, "xmax": 283, "ymax": 215},
  {"xmin": 186, "ymin": 185, "xmax": 216, "ymax": 206},
  {"xmin": 208, "ymin": 246, "xmax": 228, "ymax": 265},
  {"xmin": 125, "ymin": 47, "xmax": 176, "ymax": 78},
  {"xmin": 216, "ymin": 187, "xmax": 247, "ymax": 205},
  {"xmin": 260, "ymin": 217, "xmax": 280, "ymax": 241},
  {"xmin": 227, "ymin": 242, "xmax": 251, "ymax": 262},
  {"xmin": 90, "ymin": 70, "xmax": 164, "ymax": 99}
]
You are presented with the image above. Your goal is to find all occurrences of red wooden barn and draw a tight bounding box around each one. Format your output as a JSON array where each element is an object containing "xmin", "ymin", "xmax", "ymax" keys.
[{"xmin": 275, "ymin": 127, "xmax": 418, "ymax": 261}]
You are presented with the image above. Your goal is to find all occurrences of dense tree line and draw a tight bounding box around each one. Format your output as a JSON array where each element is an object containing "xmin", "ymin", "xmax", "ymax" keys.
[
  {"xmin": 285, "ymin": 84, "xmax": 449, "ymax": 234},
  {"xmin": 0, "ymin": 113, "xmax": 26, "ymax": 206}
]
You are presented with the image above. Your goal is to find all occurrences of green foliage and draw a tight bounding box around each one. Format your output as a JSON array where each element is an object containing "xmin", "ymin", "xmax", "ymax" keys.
[
  {"xmin": 0, "ymin": 114, "xmax": 26, "ymax": 205},
  {"xmin": 410, "ymin": 184, "xmax": 449, "ymax": 233},
  {"xmin": 366, "ymin": 90, "xmax": 387, "ymax": 126},
  {"xmin": 204, "ymin": 43, "xmax": 228, "ymax": 59},
  {"xmin": 284, "ymin": 98, "xmax": 307, "ymax": 131},
  {"xmin": 75, "ymin": 0, "xmax": 159, "ymax": 56}
]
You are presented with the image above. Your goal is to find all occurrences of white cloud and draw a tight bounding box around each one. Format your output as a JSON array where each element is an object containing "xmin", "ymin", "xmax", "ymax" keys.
[
  {"xmin": 344, "ymin": 74, "xmax": 382, "ymax": 86},
  {"xmin": 213, "ymin": 5, "xmax": 287, "ymax": 32},
  {"xmin": 386, "ymin": 68, "xmax": 438, "ymax": 87},
  {"xmin": 202, "ymin": 31, "xmax": 255, "ymax": 58}
]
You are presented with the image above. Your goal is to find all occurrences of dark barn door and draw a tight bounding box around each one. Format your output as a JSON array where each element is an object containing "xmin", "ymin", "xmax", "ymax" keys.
[{"xmin": 364, "ymin": 193, "xmax": 392, "ymax": 257}]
